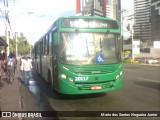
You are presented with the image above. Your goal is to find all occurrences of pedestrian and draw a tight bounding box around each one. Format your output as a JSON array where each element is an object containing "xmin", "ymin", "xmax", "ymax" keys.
[
  {"xmin": 13, "ymin": 55, "xmax": 17, "ymax": 75},
  {"xmin": 21, "ymin": 53, "xmax": 32, "ymax": 85},
  {"xmin": 0, "ymin": 52, "xmax": 6, "ymax": 86},
  {"xmin": 0, "ymin": 53, "xmax": 3, "ymax": 87},
  {"xmin": 6, "ymin": 53, "xmax": 16, "ymax": 85},
  {"xmin": 2, "ymin": 52, "xmax": 5, "ymax": 61},
  {"xmin": 0, "ymin": 53, "xmax": 3, "ymax": 61}
]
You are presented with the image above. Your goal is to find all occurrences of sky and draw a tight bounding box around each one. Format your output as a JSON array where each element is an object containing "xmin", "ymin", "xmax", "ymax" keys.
[
  {"xmin": 121, "ymin": 0, "xmax": 134, "ymax": 40},
  {"xmin": 0, "ymin": 0, "xmax": 134, "ymax": 44}
]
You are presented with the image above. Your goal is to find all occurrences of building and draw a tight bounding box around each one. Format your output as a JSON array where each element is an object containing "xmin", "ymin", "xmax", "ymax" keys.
[
  {"xmin": 133, "ymin": 0, "xmax": 151, "ymax": 43},
  {"xmin": 106, "ymin": 0, "xmax": 121, "ymax": 21},
  {"xmin": 132, "ymin": 0, "xmax": 160, "ymax": 44},
  {"xmin": 106, "ymin": 0, "xmax": 112, "ymax": 18},
  {"xmin": 0, "ymin": 36, "xmax": 8, "ymax": 59},
  {"xmin": 151, "ymin": 0, "xmax": 160, "ymax": 41},
  {"xmin": 76, "ymin": 0, "xmax": 106, "ymax": 16},
  {"xmin": 76, "ymin": 0, "xmax": 121, "ymax": 21},
  {"xmin": 123, "ymin": 39, "xmax": 140, "ymax": 59},
  {"xmin": 0, "ymin": 37, "xmax": 8, "ymax": 47},
  {"xmin": 123, "ymin": 40, "xmax": 160, "ymax": 59}
]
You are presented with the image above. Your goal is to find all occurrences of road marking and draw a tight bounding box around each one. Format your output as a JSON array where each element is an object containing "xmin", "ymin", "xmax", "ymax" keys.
[{"xmin": 138, "ymin": 78, "xmax": 160, "ymax": 83}]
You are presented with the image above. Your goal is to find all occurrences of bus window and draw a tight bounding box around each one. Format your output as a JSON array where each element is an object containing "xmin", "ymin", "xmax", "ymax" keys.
[
  {"xmin": 46, "ymin": 34, "xmax": 49, "ymax": 55},
  {"xmin": 43, "ymin": 38, "xmax": 45, "ymax": 55},
  {"xmin": 41, "ymin": 39, "xmax": 44, "ymax": 55},
  {"xmin": 49, "ymin": 32, "xmax": 52, "ymax": 55},
  {"xmin": 37, "ymin": 44, "xmax": 39, "ymax": 55},
  {"xmin": 53, "ymin": 32, "xmax": 58, "ymax": 45}
]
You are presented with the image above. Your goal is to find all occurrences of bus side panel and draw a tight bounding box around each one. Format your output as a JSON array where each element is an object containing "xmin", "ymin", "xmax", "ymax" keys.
[
  {"xmin": 37, "ymin": 55, "xmax": 40, "ymax": 74},
  {"xmin": 35, "ymin": 43, "xmax": 41, "ymax": 75}
]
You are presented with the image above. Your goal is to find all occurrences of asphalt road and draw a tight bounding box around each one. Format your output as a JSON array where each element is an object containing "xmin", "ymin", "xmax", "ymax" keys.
[{"xmin": 29, "ymin": 64, "xmax": 160, "ymax": 120}]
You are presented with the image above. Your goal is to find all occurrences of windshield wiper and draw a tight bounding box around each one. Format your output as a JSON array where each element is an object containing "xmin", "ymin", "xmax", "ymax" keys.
[{"xmin": 86, "ymin": 39, "xmax": 89, "ymax": 57}]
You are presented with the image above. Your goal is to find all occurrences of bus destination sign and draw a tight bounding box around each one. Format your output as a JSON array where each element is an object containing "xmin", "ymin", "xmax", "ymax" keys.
[{"xmin": 62, "ymin": 18, "xmax": 118, "ymax": 29}]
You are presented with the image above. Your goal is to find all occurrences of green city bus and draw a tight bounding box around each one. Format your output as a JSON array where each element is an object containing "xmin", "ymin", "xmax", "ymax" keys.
[{"xmin": 33, "ymin": 15, "xmax": 123, "ymax": 94}]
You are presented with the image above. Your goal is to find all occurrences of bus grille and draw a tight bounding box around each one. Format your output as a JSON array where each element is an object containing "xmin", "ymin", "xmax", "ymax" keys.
[
  {"xmin": 74, "ymin": 66, "xmax": 116, "ymax": 75},
  {"xmin": 77, "ymin": 81, "xmax": 114, "ymax": 90}
]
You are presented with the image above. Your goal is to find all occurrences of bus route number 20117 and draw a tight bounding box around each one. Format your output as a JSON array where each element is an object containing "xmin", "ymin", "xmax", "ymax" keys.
[{"xmin": 75, "ymin": 77, "xmax": 89, "ymax": 81}]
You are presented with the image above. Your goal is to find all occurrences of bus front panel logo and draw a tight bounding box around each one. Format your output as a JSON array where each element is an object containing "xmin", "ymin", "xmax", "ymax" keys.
[{"xmin": 96, "ymin": 55, "xmax": 104, "ymax": 64}]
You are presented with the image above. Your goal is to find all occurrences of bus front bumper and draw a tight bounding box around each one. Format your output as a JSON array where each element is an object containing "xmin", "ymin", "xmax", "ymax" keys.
[{"xmin": 57, "ymin": 76, "xmax": 123, "ymax": 95}]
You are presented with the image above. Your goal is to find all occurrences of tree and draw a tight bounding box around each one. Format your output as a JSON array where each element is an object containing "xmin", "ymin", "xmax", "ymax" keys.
[
  {"xmin": 17, "ymin": 36, "xmax": 31, "ymax": 55},
  {"xmin": 1, "ymin": 36, "xmax": 32, "ymax": 56}
]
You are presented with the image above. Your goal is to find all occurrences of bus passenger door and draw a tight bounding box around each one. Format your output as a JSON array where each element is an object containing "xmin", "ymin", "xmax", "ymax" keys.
[{"xmin": 52, "ymin": 32, "xmax": 58, "ymax": 88}]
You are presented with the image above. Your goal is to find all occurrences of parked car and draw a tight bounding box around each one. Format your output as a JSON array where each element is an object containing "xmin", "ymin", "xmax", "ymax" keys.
[
  {"xmin": 146, "ymin": 58, "xmax": 159, "ymax": 64},
  {"xmin": 139, "ymin": 57, "xmax": 146, "ymax": 63}
]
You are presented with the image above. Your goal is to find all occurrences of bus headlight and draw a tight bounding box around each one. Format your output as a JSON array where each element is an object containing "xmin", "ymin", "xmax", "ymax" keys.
[
  {"xmin": 115, "ymin": 71, "xmax": 122, "ymax": 82},
  {"xmin": 61, "ymin": 74, "xmax": 67, "ymax": 79},
  {"xmin": 116, "ymin": 75, "xmax": 120, "ymax": 82},
  {"xmin": 61, "ymin": 74, "xmax": 74, "ymax": 84},
  {"xmin": 120, "ymin": 71, "xmax": 122, "ymax": 76}
]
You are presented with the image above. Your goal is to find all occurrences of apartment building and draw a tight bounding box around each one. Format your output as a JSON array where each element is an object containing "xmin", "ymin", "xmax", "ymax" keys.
[
  {"xmin": 134, "ymin": 0, "xmax": 151, "ymax": 43},
  {"xmin": 151, "ymin": 0, "xmax": 160, "ymax": 42}
]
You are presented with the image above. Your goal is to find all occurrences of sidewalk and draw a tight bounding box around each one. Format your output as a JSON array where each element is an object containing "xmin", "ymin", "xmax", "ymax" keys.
[
  {"xmin": 0, "ymin": 65, "xmax": 41, "ymax": 120},
  {"xmin": 0, "ymin": 68, "xmax": 22, "ymax": 111}
]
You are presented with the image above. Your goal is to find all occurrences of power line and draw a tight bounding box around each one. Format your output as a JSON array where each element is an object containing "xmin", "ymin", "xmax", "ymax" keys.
[
  {"xmin": 6, "ymin": 13, "xmax": 14, "ymax": 38},
  {"xmin": 2, "ymin": 0, "xmax": 14, "ymax": 38}
]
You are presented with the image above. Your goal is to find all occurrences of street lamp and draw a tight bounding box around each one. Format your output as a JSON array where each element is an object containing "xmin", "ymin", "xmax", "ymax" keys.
[
  {"xmin": 120, "ymin": 10, "xmax": 126, "ymax": 36},
  {"xmin": 119, "ymin": 9, "xmax": 126, "ymax": 59}
]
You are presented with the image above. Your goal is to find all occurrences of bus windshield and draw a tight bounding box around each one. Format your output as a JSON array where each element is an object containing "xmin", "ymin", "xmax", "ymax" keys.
[{"xmin": 59, "ymin": 32, "xmax": 121, "ymax": 65}]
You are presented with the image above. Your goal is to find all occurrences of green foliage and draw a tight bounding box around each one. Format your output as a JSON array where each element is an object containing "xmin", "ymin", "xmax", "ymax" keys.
[
  {"xmin": 17, "ymin": 36, "xmax": 29, "ymax": 55},
  {"xmin": 1, "ymin": 36, "xmax": 33, "ymax": 56},
  {"xmin": 122, "ymin": 58, "xmax": 132, "ymax": 63},
  {"xmin": 9, "ymin": 38, "xmax": 16, "ymax": 53},
  {"xmin": 124, "ymin": 50, "xmax": 131, "ymax": 55},
  {"xmin": 122, "ymin": 58, "xmax": 139, "ymax": 64}
]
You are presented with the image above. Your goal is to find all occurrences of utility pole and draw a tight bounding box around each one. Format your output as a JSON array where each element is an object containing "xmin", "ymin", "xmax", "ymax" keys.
[
  {"xmin": 127, "ymin": 14, "xmax": 134, "ymax": 60},
  {"xmin": 121, "ymin": 10, "xmax": 126, "ymax": 37},
  {"xmin": 4, "ymin": 0, "xmax": 9, "ymax": 57},
  {"xmin": 120, "ymin": 9, "xmax": 126, "ymax": 59},
  {"xmin": 15, "ymin": 32, "xmax": 18, "ymax": 57}
]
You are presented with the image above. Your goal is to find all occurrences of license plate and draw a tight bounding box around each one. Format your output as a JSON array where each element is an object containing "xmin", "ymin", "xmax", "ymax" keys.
[{"xmin": 91, "ymin": 86, "xmax": 102, "ymax": 90}]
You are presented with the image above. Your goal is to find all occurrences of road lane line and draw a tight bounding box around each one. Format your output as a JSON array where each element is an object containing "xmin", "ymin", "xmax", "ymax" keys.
[{"xmin": 138, "ymin": 78, "xmax": 160, "ymax": 83}]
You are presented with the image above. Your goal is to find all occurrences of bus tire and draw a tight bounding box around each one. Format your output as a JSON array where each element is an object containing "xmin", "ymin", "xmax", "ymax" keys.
[{"xmin": 37, "ymin": 65, "xmax": 40, "ymax": 76}]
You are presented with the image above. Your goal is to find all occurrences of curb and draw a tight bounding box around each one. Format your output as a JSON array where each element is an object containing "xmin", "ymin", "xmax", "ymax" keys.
[
  {"xmin": 138, "ymin": 63, "xmax": 160, "ymax": 67},
  {"xmin": 123, "ymin": 63, "xmax": 160, "ymax": 67}
]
